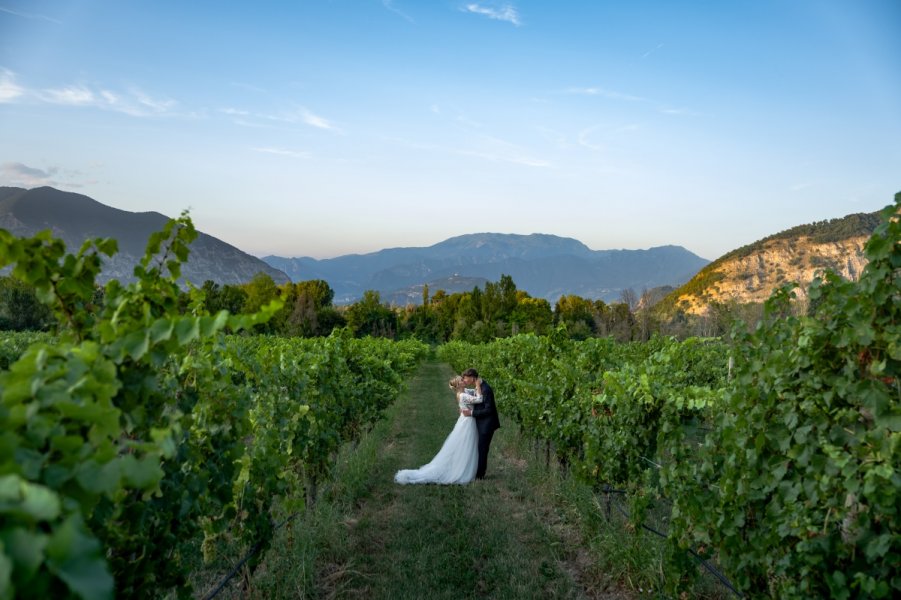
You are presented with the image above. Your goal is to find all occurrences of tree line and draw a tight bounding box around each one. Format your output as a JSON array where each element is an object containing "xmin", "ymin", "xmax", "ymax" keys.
[{"xmin": 0, "ymin": 270, "xmax": 762, "ymax": 342}]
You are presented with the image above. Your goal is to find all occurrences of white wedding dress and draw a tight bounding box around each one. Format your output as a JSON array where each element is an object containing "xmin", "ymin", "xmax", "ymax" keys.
[{"xmin": 394, "ymin": 391, "xmax": 479, "ymax": 485}]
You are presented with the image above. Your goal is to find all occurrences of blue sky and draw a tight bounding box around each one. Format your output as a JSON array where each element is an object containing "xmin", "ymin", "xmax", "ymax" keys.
[{"xmin": 1, "ymin": 1, "xmax": 899, "ymax": 261}]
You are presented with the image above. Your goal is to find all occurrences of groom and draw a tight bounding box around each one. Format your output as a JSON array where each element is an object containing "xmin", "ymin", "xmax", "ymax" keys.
[{"xmin": 459, "ymin": 368, "xmax": 500, "ymax": 480}]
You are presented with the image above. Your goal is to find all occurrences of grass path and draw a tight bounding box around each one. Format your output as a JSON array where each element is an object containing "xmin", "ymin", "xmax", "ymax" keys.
[
  {"xmin": 200, "ymin": 360, "xmax": 733, "ymax": 598},
  {"xmin": 311, "ymin": 359, "xmax": 624, "ymax": 599}
]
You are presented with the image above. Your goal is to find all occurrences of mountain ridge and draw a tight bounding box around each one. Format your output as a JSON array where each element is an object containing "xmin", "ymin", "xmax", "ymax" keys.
[
  {"xmin": 263, "ymin": 233, "xmax": 710, "ymax": 304},
  {"xmin": 0, "ymin": 186, "xmax": 290, "ymax": 286},
  {"xmin": 3, "ymin": 186, "xmax": 711, "ymax": 303},
  {"xmin": 4, "ymin": 185, "xmax": 883, "ymax": 313}
]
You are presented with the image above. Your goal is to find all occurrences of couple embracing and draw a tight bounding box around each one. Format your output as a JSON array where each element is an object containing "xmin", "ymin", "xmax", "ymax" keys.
[{"xmin": 394, "ymin": 368, "xmax": 500, "ymax": 485}]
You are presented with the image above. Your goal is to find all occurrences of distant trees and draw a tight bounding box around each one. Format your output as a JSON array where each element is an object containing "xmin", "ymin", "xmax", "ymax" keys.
[
  {"xmin": 0, "ymin": 268, "xmax": 765, "ymax": 342},
  {"xmin": 220, "ymin": 273, "xmax": 650, "ymax": 343},
  {"xmin": 547, "ymin": 294, "xmax": 638, "ymax": 342},
  {"xmin": 423, "ymin": 274, "xmax": 555, "ymax": 343},
  {"xmin": 195, "ymin": 275, "xmax": 347, "ymax": 337},
  {"xmin": 285, "ymin": 279, "xmax": 344, "ymax": 337},
  {"xmin": 189, "ymin": 272, "xmax": 644, "ymax": 342},
  {"xmin": 345, "ymin": 290, "xmax": 397, "ymax": 338},
  {"xmin": 554, "ymin": 295, "xmax": 595, "ymax": 340},
  {"xmin": 200, "ymin": 280, "xmax": 247, "ymax": 315},
  {"xmin": 510, "ymin": 295, "xmax": 553, "ymax": 335},
  {"xmin": 0, "ymin": 276, "xmax": 53, "ymax": 331},
  {"xmin": 0, "ymin": 242, "xmax": 658, "ymax": 341}
]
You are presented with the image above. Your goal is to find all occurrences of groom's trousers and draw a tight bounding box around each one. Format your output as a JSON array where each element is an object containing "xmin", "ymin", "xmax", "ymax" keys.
[{"xmin": 475, "ymin": 429, "xmax": 496, "ymax": 479}]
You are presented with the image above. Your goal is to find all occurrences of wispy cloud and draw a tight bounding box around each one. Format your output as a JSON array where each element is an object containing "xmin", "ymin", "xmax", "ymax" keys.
[
  {"xmin": 536, "ymin": 126, "xmax": 569, "ymax": 149},
  {"xmin": 230, "ymin": 81, "xmax": 269, "ymax": 94},
  {"xmin": 0, "ymin": 6, "xmax": 62, "ymax": 24},
  {"xmin": 10, "ymin": 73, "xmax": 339, "ymax": 131},
  {"xmin": 658, "ymin": 106, "xmax": 701, "ymax": 116},
  {"xmin": 460, "ymin": 135, "xmax": 550, "ymax": 167},
  {"xmin": 299, "ymin": 108, "xmax": 335, "ymax": 130},
  {"xmin": 455, "ymin": 114, "xmax": 483, "ymax": 129},
  {"xmin": 1, "ymin": 69, "xmax": 181, "ymax": 116},
  {"xmin": 577, "ymin": 126, "xmax": 604, "ymax": 151},
  {"xmin": 38, "ymin": 85, "xmax": 96, "ymax": 106},
  {"xmin": 385, "ymin": 134, "xmax": 549, "ymax": 168},
  {"xmin": 131, "ymin": 88, "xmax": 176, "ymax": 113},
  {"xmin": 382, "ymin": 0, "xmax": 413, "ymax": 23},
  {"xmin": 642, "ymin": 43, "xmax": 664, "ymax": 59},
  {"xmin": 563, "ymin": 84, "xmax": 700, "ymax": 120},
  {"xmin": 564, "ymin": 87, "xmax": 645, "ymax": 102},
  {"xmin": 463, "ymin": 149, "xmax": 549, "ymax": 167},
  {"xmin": 252, "ymin": 147, "xmax": 311, "ymax": 159},
  {"xmin": 0, "ymin": 161, "xmax": 95, "ymax": 189},
  {"xmin": 223, "ymin": 105, "xmax": 342, "ymax": 133},
  {"xmin": 571, "ymin": 123, "xmax": 642, "ymax": 152},
  {"xmin": 462, "ymin": 3, "xmax": 521, "ymax": 26},
  {"xmin": 36, "ymin": 83, "xmax": 178, "ymax": 116},
  {"xmin": 0, "ymin": 68, "xmax": 25, "ymax": 102}
]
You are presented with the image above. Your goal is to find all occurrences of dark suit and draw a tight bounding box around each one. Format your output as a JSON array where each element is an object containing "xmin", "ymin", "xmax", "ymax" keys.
[{"xmin": 471, "ymin": 379, "xmax": 500, "ymax": 479}]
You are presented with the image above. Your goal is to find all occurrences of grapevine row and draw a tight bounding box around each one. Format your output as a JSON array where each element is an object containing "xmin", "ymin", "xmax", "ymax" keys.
[
  {"xmin": 438, "ymin": 201, "xmax": 899, "ymax": 599},
  {"xmin": 0, "ymin": 216, "xmax": 428, "ymax": 599}
]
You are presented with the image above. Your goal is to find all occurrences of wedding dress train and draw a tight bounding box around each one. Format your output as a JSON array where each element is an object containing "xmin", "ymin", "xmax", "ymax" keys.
[{"xmin": 394, "ymin": 414, "xmax": 478, "ymax": 485}]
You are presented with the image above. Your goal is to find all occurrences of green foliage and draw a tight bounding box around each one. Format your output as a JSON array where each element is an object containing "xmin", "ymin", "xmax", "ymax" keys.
[
  {"xmin": 554, "ymin": 295, "xmax": 596, "ymax": 338},
  {"xmin": 0, "ymin": 332, "xmax": 51, "ymax": 370},
  {"xmin": 437, "ymin": 195, "xmax": 900, "ymax": 598},
  {"xmin": 394, "ymin": 275, "xmax": 562, "ymax": 342},
  {"xmin": 197, "ymin": 278, "xmax": 346, "ymax": 338},
  {"xmin": 509, "ymin": 295, "xmax": 554, "ymax": 335},
  {"xmin": 663, "ymin": 198, "xmax": 900, "ymax": 598},
  {"xmin": 199, "ymin": 279, "xmax": 247, "ymax": 316},
  {"xmin": 0, "ymin": 215, "xmax": 427, "ymax": 599},
  {"xmin": 438, "ymin": 333, "xmax": 720, "ymax": 476},
  {"xmin": 401, "ymin": 303, "xmax": 442, "ymax": 343},
  {"xmin": 0, "ymin": 229, "xmax": 115, "ymax": 338},
  {"xmin": 0, "ymin": 277, "xmax": 54, "ymax": 331},
  {"xmin": 345, "ymin": 290, "xmax": 397, "ymax": 338},
  {"xmin": 283, "ymin": 279, "xmax": 345, "ymax": 337}
]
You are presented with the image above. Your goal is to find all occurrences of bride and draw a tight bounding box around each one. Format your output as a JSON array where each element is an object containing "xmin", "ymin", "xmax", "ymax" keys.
[{"xmin": 394, "ymin": 376, "xmax": 480, "ymax": 485}]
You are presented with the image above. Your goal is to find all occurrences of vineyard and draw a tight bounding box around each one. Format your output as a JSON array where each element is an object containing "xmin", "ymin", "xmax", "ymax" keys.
[
  {"xmin": 0, "ymin": 217, "xmax": 429, "ymax": 599},
  {"xmin": 439, "ymin": 200, "xmax": 900, "ymax": 598},
  {"xmin": 0, "ymin": 200, "xmax": 898, "ymax": 599}
]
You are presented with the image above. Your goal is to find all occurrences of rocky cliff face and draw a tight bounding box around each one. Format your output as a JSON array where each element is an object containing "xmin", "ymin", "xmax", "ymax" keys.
[{"xmin": 671, "ymin": 235, "xmax": 870, "ymax": 315}]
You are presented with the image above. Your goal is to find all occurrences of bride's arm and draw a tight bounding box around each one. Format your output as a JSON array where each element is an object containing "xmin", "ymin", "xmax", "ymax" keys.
[
  {"xmin": 460, "ymin": 391, "xmax": 482, "ymax": 404},
  {"xmin": 458, "ymin": 391, "xmax": 478, "ymax": 414},
  {"xmin": 459, "ymin": 391, "xmax": 483, "ymax": 403}
]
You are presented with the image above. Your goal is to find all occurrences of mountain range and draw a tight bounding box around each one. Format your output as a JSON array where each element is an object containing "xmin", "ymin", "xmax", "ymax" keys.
[
  {"xmin": 263, "ymin": 237, "xmax": 709, "ymax": 304},
  {"xmin": 1, "ymin": 185, "xmax": 889, "ymax": 312}
]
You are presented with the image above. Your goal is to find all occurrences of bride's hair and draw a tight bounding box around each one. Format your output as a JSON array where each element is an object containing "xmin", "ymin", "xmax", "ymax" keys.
[{"xmin": 448, "ymin": 375, "xmax": 464, "ymax": 391}]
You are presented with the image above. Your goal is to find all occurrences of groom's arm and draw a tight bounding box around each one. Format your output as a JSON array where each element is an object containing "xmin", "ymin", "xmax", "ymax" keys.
[{"xmin": 471, "ymin": 383, "xmax": 495, "ymax": 418}]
